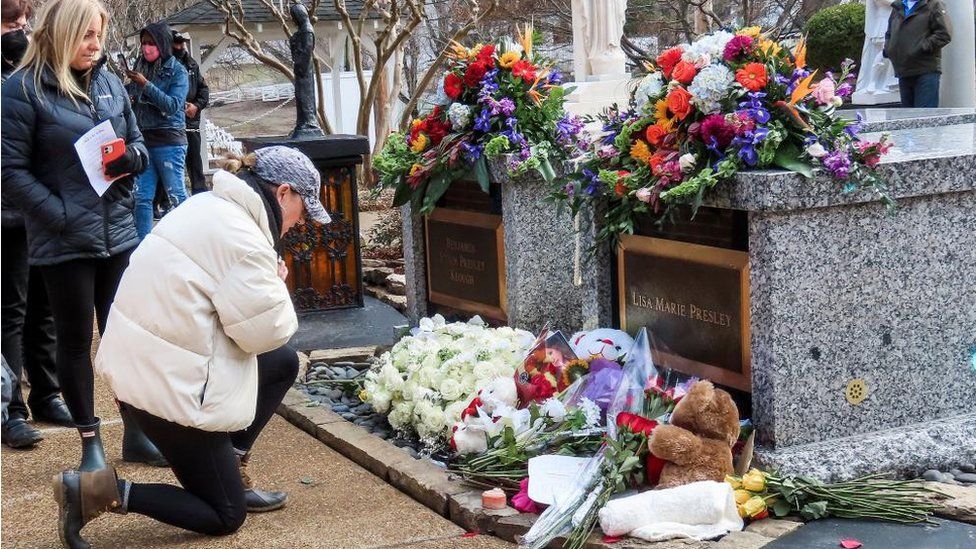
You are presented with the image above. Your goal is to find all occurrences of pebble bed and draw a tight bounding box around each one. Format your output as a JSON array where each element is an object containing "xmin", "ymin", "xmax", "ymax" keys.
[
  {"xmin": 920, "ymin": 463, "xmax": 976, "ymax": 484},
  {"xmin": 298, "ymin": 360, "xmax": 443, "ymax": 462}
]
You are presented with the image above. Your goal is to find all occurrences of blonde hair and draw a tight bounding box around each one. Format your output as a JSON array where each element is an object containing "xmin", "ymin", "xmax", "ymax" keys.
[
  {"xmin": 19, "ymin": 0, "xmax": 108, "ymax": 102},
  {"xmin": 216, "ymin": 152, "xmax": 258, "ymax": 174}
]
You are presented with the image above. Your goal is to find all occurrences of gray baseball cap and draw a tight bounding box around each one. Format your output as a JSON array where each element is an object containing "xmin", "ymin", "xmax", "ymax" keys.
[{"xmin": 252, "ymin": 146, "xmax": 332, "ymax": 225}]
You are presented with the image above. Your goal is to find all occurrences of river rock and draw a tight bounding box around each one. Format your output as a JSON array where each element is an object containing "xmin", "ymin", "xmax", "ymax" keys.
[{"xmin": 922, "ymin": 469, "xmax": 943, "ymax": 481}]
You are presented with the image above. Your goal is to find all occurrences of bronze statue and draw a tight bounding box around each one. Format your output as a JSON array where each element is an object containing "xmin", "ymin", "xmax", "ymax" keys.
[{"xmin": 289, "ymin": 1, "xmax": 325, "ymax": 139}]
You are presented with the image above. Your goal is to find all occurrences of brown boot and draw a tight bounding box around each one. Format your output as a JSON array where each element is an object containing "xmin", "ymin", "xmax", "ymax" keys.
[
  {"xmin": 238, "ymin": 452, "xmax": 288, "ymax": 513},
  {"xmin": 52, "ymin": 467, "xmax": 122, "ymax": 548}
]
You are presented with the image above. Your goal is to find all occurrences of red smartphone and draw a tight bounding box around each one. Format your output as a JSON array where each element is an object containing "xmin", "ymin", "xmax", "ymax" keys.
[{"xmin": 101, "ymin": 139, "xmax": 125, "ymax": 167}]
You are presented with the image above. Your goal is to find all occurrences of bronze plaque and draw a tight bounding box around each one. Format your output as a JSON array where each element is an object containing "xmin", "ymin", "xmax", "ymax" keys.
[
  {"xmin": 425, "ymin": 208, "xmax": 507, "ymax": 321},
  {"xmin": 618, "ymin": 235, "xmax": 751, "ymax": 392}
]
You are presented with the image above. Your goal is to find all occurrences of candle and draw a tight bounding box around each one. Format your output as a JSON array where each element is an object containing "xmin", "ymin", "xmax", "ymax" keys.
[{"xmin": 482, "ymin": 488, "xmax": 507, "ymax": 510}]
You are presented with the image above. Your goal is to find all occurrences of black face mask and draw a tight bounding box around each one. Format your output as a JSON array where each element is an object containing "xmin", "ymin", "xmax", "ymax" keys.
[{"xmin": 1, "ymin": 29, "xmax": 29, "ymax": 73}]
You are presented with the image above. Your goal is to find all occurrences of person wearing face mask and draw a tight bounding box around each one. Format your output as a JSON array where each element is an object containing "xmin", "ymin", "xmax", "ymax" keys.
[
  {"xmin": 125, "ymin": 21, "xmax": 189, "ymax": 239},
  {"xmin": 1, "ymin": 0, "xmax": 149, "ymax": 471},
  {"xmin": 52, "ymin": 146, "xmax": 331, "ymax": 547},
  {"xmin": 171, "ymin": 30, "xmax": 210, "ymax": 194},
  {"xmin": 2, "ymin": 0, "xmax": 77, "ymax": 450}
]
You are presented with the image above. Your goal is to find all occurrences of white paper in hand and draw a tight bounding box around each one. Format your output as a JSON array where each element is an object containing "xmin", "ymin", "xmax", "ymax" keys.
[
  {"xmin": 73, "ymin": 120, "xmax": 119, "ymax": 197},
  {"xmin": 527, "ymin": 455, "xmax": 593, "ymax": 505}
]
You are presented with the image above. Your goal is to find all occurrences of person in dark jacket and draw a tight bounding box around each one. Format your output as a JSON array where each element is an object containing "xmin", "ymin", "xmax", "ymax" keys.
[
  {"xmin": 2, "ymin": 0, "xmax": 76, "ymax": 449},
  {"xmin": 883, "ymin": 0, "xmax": 952, "ymax": 107},
  {"xmin": 125, "ymin": 21, "xmax": 189, "ymax": 239},
  {"xmin": 0, "ymin": 0, "xmax": 164, "ymax": 472},
  {"xmin": 172, "ymin": 30, "xmax": 210, "ymax": 194}
]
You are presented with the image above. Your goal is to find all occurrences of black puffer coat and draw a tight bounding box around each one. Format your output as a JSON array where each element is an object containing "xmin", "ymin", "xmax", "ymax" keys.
[{"xmin": 1, "ymin": 60, "xmax": 147, "ymax": 266}]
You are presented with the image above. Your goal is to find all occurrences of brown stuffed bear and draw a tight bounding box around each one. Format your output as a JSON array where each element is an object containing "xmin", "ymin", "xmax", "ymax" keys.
[{"xmin": 649, "ymin": 380, "xmax": 741, "ymax": 489}]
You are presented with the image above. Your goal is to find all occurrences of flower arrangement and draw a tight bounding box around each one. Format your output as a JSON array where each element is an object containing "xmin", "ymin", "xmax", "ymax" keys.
[
  {"xmin": 725, "ymin": 469, "xmax": 947, "ymax": 523},
  {"xmin": 361, "ymin": 315, "xmax": 534, "ymax": 444},
  {"xmin": 556, "ymin": 28, "xmax": 892, "ymax": 244},
  {"xmin": 374, "ymin": 26, "xmax": 587, "ymax": 214}
]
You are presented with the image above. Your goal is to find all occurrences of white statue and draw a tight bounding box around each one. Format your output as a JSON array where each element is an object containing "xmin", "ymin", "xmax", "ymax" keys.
[
  {"xmin": 852, "ymin": 0, "xmax": 899, "ymax": 104},
  {"xmin": 571, "ymin": 0, "xmax": 628, "ymax": 79}
]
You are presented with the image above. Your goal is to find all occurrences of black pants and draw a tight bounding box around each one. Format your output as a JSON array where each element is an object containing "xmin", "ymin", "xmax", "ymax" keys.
[
  {"xmin": 186, "ymin": 129, "xmax": 207, "ymax": 194},
  {"xmin": 40, "ymin": 251, "xmax": 132, "ymax": 427},
  {"xmin": 0, "ymin": 225, "xmax": 60, "ymax": 420},
  {"xmin": 125, "ymin": 345, "xmax": 298, "ymax": 536},
  {"xmin": 899, "ymin": 73, "xmax": 941, "ymax": 108}
]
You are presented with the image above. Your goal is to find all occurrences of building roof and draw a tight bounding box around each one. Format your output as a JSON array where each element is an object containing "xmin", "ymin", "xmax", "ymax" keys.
[{"xmin": 167, "ymin": 0, "xmax": 368, "ymax": 26}]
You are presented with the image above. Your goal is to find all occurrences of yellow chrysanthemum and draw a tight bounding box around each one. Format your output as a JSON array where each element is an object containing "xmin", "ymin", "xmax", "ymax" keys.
[
  {"xmin": 737, "ymin": 26, "xmax": 762, "ymax": 38},
  {"xmin": 409, "ymin": 163, "xmax": 423, "ymax": 176},
  {"xmin": 758, "ymin": 38, "xmax": 782, "ymax": 56},
  {"xmin": 358, "ymin": 389, "xmax": 369, "ymax": 402},
  {"xmin": 410, "ymin": 133, "xmax": 429, "ymax": 153},
  {"xmin": 630, "ymin": 140, "xmax": 653, "ymax": 165},
  {"xmin": 411, "ymin": 119, "xmax": 424, "ymax": 130},
  {"xmin": 499, "ymin": 51, "xmax": 520, "ymax": 69}
]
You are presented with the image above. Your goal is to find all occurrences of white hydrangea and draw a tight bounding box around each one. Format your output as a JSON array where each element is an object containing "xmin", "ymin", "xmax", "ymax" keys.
[
  {"xmin": 681, "ymin": 31, "xmax": 734, "ymax": 68},
  {"xmin": 447, "ymin": 103, "xmax": 473, "ymax": 130},
  {"xmin": 688, "ymin": 63, "xmax": 734, "ymax": 114},
  {"xmin": 540, "ymin": 398, "xmax": 568, "ymax": 421},
  {"xmin": 362, "ymin": 315, "xmax": 534, "ymax": 447},
  {"xmin": 634, "ymin": 72, "xmax": 665, "ymax": 110}
]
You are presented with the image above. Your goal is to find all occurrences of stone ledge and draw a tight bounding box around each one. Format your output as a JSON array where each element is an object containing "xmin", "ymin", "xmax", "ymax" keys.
[{"xmin": 387, "ymin": 453, "xmax": 469, "ymax": 516}]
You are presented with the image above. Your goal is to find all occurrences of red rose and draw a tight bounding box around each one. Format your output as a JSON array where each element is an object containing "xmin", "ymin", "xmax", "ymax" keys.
[
  {"xmin": 615, "ymin": 412, "xmax": 658, "ymax": 436},
  {"xmin": 529, "ymin": 374, "xmax": 556, "ymax": 400},
  {"xmin": 645, "ymin": 454, "xmax": 666, "ymax": 485},
  {"xmin": 645, "ymin": 124, "xmax": 668, "ymax": 148},
  {"xmin": 656, "ymin": 47, "xmax": 684, "ymax": 79},
  {"xmin": 671, "ymin": 61, "xmax": 697, "ymax": 84},
  {"xmin": 444, "ymin": 72, "xmax": 463, "ymax": 99},
  {"xmin": 666, "ymin": 86, "xmax": 693, "ymax": 120},
  {"xmin": 465, "ymin": 61, "xmax": 489, "ymax": 87},
  {"xmin": 427, "ymin": 118, "xmax": 450, "ymax": 146},
  {"xmin": 511, "ymin": 59, "xmax": 537, "ymax": 83}
]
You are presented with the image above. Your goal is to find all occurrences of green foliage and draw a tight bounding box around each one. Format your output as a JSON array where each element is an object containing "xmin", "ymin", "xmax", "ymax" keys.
[{"xmin": 805, "ymin": 3, "xmax": 866, "ymax": 73}]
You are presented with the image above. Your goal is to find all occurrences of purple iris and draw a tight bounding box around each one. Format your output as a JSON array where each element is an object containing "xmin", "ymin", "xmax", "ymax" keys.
[
  {"xmin": 462, "ymin": 141, "xmax": 484, "ymax": 162},
  {"xmin": 738, "ymin": 92, "xmax": 770, "ymax": 124},
  {"xmin": 556, "ymin": 114, "xmax": 584, "ymax": 143},
  {"xmin": 836, "ymin": 81, "xmax": 854, "ymax": 98},
  {"xmin": 478, "ymin": 70, "xmax": 500, "ymax": 103},
  {"xmin": 496, "ymin": 97, "xmax": 516, "ymax": 116},
  {"xmin": 548, "ymin": 70, "xmax": 563, "ymax": 85},
  {"xmin": 732, "ymin": 126, "xmax": 769, "ymax": 166},
  {"xmin": 473, "ymin": 108, "xmax": 491, "ymax": 132},
  {"xmin": 582, "ymin": 168, "xmax": 600, "ymax": 196},
  {"xmin": 844, "ymin": 112, "xmax": 864, "ymax": 138}
]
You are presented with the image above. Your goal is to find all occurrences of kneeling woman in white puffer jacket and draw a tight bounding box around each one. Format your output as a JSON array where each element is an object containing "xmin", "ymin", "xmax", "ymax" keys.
[{"xmin": 52, "ymin": 146, "xmax": 332, "ymax": 548}]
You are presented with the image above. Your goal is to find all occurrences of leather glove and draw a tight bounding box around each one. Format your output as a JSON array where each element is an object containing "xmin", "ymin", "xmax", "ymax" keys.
[
  {"xmin": 103, "ymin": 176, "xmax": 134, "ymax": 202},
  {"xmin": 105, "ymin": 148, "xmax": 145, "ymax": 178}
]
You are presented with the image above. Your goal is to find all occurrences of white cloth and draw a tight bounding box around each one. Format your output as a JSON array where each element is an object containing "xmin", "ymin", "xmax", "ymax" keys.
[
  {"xmin": 598, "ymin": 481, "xmax": 743, "ymax": 542},
  {"xmin": 95, "ymin": 170, "xmax": 298, "ymax": 432}
]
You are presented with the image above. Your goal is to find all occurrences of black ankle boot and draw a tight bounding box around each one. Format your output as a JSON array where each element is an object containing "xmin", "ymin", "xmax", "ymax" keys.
[
  {"xmin": 238, "ymin": 452, "xmax": 288, "ymax": 513},
  {"xmin": 52, "ymin": 467, "xmax": 121, "ymax": 549},
  {"xmin": 118, "ymin": 405, "xmax": 167, "ymax": 467},
  {"xmin": 77, "ymin": 420, "xmax": 106, "ymax": 472}
]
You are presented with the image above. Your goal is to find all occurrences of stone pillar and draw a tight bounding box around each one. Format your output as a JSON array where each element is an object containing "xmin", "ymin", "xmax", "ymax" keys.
[
  {"xmin": 578, "ymin": 199, "xmax": 615, "ymax": 330},
  {"xmin": 940, "ymin": 0, "xmax": 976, "ymax": 108},
  {"xmin": 400, "ymin": 204, "xmax": 429, "ymax": 324},
  {"xmin": 495, "ymin": 163, "xmax": 583, "ymax": 334}
]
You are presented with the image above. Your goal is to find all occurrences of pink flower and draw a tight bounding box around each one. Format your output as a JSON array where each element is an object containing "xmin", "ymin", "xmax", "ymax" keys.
[
  {"xmin": 511, "ymin": 478, "xmax": 543, "ymax": 513},
  {"xmin": 723, "ymin": 35, "xmax": 754, "ymax": 62},
  {"xmin": 636, "ymin": 187, "xmax": 653, "ymax": 203},
  {"xmin": 812, "ymin": 78, "xmax": 837, "ymax": 106}
]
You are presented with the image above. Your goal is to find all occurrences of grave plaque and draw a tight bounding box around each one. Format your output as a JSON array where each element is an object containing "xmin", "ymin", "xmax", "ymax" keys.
[
  {"xmin": 425, "ymin": 208, "xmax": 507, "ymax": 321},
  {"xmin": 618, "ymin": 235, "xmax": 751, "ymax": 391}
]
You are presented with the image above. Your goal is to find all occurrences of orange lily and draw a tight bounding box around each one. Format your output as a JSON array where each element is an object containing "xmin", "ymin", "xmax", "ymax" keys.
[
  {"xmin": 447, "ymin": 40, "xmax": 469, "ymax": 60},
  {"xmin": 790, "ymin": 70, "xmax": 818, "ymax": 105},
  {"xmin": 793, "ymin": 36, "xmax": 808, "ymax": 70}
]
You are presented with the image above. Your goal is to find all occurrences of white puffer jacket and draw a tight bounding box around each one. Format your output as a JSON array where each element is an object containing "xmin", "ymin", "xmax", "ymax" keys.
[{"xmin": 95, "ymin": 170, "xmax": 298, "ymax": 432}]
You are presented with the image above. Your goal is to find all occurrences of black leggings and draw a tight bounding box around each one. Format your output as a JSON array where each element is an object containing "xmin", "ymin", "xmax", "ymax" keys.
[
  {"xmin": 124, "ymin": 345, "xmax": 298, "ymax": 536},
  {"xmin": 40, "ymin": 251, "xmax": 132, "ymax": 426}
]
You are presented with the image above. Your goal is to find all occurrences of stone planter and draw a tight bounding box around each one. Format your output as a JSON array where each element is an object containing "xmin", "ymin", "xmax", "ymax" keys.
[{"xmin": 402, "ymin": 157, "xmax": 583, "ymax": 334}]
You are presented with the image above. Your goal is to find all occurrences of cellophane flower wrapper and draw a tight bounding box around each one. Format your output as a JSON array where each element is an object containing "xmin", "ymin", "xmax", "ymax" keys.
[
  {"xmin": 515, "ymin": 331, "xmax": 581, "ymax": 407},
  {"xmin": 519, "ymin": 329, "xmax": 661, "ymax": 548}
]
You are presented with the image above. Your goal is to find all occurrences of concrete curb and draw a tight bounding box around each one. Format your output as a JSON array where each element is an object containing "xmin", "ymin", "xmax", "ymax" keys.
[{"xmin": 278, "ymin": 388, "xmax": 807, "ymax": 548}]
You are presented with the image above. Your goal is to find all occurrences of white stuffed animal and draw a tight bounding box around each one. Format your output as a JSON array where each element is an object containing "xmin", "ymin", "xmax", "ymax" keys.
[
  {"xmin": 477, "ymin": 377, "xmax": 518, "ymax": 414},
  {"xmin": 570, "ymin": 329, "xmax": 635, "ymax": 362}
]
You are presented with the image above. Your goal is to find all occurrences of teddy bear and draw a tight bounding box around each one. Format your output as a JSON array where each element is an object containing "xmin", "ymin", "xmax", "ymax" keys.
[
  {"xmin": 649, "ymin": 380, "xmax": 741, "ymax": 489},
  {"xmin": 570, "ymin": 329, "xmax": 635, "ymax": 362}
]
